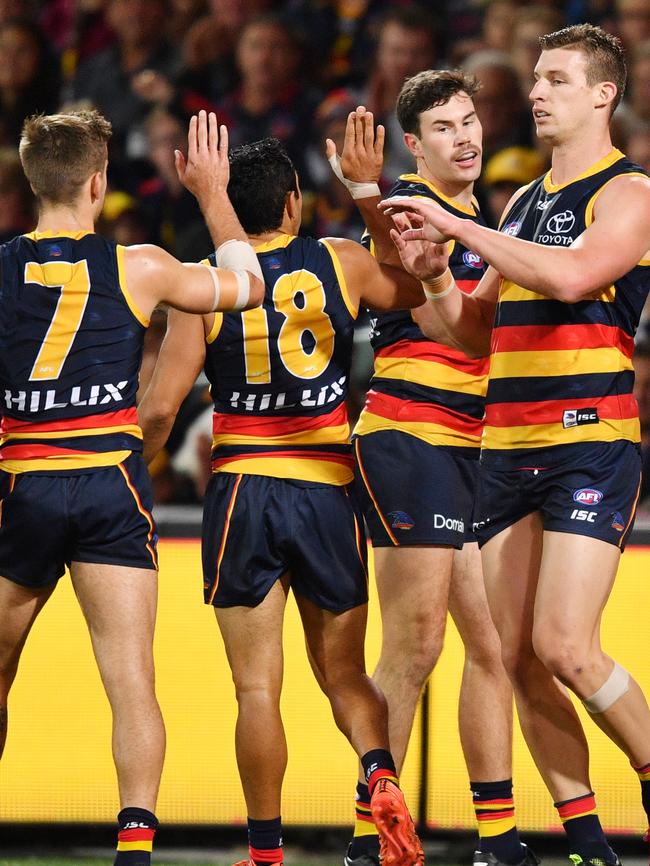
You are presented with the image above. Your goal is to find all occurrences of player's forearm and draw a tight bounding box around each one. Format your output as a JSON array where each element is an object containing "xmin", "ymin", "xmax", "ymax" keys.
[
  {"xmin": 140, "ymin": 406, "xmax": 177, "ymax": 465},
  {"xmin": 419, "ymin": 287, "xmax": 492, "ymax": 357},
  {"xmin": 455, "ymin": 220, "xmax": 595, "ymax": 302},
  {"xmin": 355, "ymin": 196, "xmax": 402, "ymax": 267},
  {"xmin": 198, "ymin": 190, "xmax": 248, "ymax": 249}
]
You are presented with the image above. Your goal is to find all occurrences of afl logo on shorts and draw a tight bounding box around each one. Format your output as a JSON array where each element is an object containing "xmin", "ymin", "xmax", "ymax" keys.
[
  {"xmin": 462, "ymin": 251, "xmax": 484, "ymax": 269},
  {"xmin": 573, "ymin": 488, "xmax": 603, "ymax": 506},
  {"xmin": 388, "ymin": 510, "xmax": 415, "ymax": 530}
]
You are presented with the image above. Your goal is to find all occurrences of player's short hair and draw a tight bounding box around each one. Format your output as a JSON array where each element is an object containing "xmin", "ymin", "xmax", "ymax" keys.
[
  {"xmin": 19, "ymin": 110, "xmax": 112, "ymax": 205},
  {"xmin": 539, "ymin": 24, "xmax": 627, "ymax": 112},
  {"xmin": 228, "ymin": 138, "xmax": 298, "ymax": 235},
  {"xmin": 397, "ymin": 69, "xmax": 481, "ymax": 136}
]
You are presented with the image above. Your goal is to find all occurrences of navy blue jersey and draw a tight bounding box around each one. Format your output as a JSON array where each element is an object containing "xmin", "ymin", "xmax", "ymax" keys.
[
  {"xmin": 0, "ymin": 231, "xmax": 147, "ymax": 472},
  {"xmin": 203, "ymin": 233, "xmax": 358, "ymax": 484}
]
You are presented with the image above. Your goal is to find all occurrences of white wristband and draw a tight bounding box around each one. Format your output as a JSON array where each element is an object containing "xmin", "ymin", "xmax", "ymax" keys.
[
  {"xmin": 215, "ymin": 239, "xmax": 263, "ymax": 281},
  {"xmin": 328, "ymin": 152, "xmax": 381, "ymax": 200},
  {"xmin": 423, "ymin": 282, "xmax": 455, "ymax": 301},
  {"xmin": 231, "ymin": 271, "xmax": 250, "ymax": 310}
]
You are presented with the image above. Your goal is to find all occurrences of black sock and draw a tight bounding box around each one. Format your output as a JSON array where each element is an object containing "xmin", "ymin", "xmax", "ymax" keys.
[
  {"xmin": 113, "ymin": 807, "xmax": 158, "ymax": 866},
  {"xmin": 360, "ymin": 749, "xmax": 398, "ymax": 796},
  {"xmin": 248, "ymin": 815, "xmax": 283, "ymax": 866},
  {"xmin": 472, "ymin": 779, "xmax": 524, "ymax": 864},
  {"xmin": 555, "ymin": 792, "xmax": 615, "ymax": 862},
  {"xmin": 634, "ymin": 762, "xmax": 650, "ymax": 825}
]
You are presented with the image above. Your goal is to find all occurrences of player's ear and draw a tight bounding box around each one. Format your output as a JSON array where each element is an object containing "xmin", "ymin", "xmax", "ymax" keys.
[
  {"xmin": 404, "ymin": 132, "xmax": 422, "ymax": 159},
  {"xmin": 595, "ymin": 80, "xmax": 617, "ymax": 111},
  {"xmin": 89, "ymin": 170, "xmax": 103, "ymax": 204}
]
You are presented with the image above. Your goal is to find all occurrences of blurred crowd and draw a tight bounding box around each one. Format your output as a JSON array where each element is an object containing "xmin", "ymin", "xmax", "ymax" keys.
[{"xmin": 4, "ymin": 0, "xmax": 650, "ymax": 507}]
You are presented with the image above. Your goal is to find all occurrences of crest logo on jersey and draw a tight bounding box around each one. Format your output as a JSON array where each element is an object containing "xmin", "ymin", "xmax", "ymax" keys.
[
  {"xmin": 267, "ymin": 256, "xmax": 282, "ymax": 269},
  {"xmin": 47, "ymin": 244, "xmax": 62, "ymax": 257},
  {"xmin": 462, "ymin": 251, "xmax": 484, "ymax": 269},
  {"xmin": 388, "ymin": 510, "xmax": 415, "ymax": 530},
  {"xmin": 563, "ymin": 407, "xmax": 599, "ymax": 428},
  {"xmin": 573, "ymin": 488, "xmax": 603, "ymax": 506},
  {"xmin": 502, "ymin": 222, "xmax": 521, "ymax": 236},
  {"xmin": 611, "ymin": 512, "xmax": 625, "ymax": 532},
  {"xmin": 546, "ymin": 210, "xmax": 575, "ymax": 234}
]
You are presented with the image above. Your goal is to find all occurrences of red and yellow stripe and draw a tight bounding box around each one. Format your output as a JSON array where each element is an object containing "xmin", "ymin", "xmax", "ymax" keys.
[
  {"xmin": 474, "ymin": 798, "xmax": 516, "ymax": 836},
  {"xmin": 634, "ymin": 761, "xmax": 650, "ymax": 782},
  {"xmin": 116, "ymin": 827, "xmax": 155, "ymax": 852},
  {"xmin": 556, "ymin": 793, "xmax": 597, "ymax": 823}
]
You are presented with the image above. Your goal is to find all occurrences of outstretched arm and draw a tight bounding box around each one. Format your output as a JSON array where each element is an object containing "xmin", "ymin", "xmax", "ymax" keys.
[
  {"xmin": 382, "ymin": 174, "xmax": 650, "ymax": 302},
  {"xmin": 326, "ymin": 107, "xmax": 401, "ymax": 266},
  {"xmin": 139, "ymin": 310, "xmax": 208, "ymax": 464}
]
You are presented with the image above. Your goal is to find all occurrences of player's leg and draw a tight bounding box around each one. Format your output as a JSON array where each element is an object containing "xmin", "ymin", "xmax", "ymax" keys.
[
  {"xmin": 297, "ymin": 591, "xmax": 423, "ymax": 866},
  {"xmin": 0, "ymin": 576, "xmax": 55, "ymax": 756},
  {"xmin": 532, "ymin": 530, "xmax": 650, "ymax": 836},
  {"xmin": 291, "ymin": 481, "xmax": 422, "ymax": 866},
  {"xmin": 373, "ymin": 546, "xmax": 453, "ymax": 770},
  {"xmin": 71, "ymin": 561, "xmax": 164, "ymax": 864},
  {"xmin": 203, "ymin": 473, "xmax": 295, "ymax": 866},
  {"xmin": 215, "ymin": 579, "xmax": 289, "ymax": 820},
  {"xmin": 481, "ymin": 515, "xmax": 615, "ymax": 863},
  {"xmin": 448, "ymin": 542, "xmax": 531, "ymax": 866}
]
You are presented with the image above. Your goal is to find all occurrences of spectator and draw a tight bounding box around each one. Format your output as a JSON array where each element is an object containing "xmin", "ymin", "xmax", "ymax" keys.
[
  {"xmin": 0, "ymin": 146, "xmax": 34, "ymax": 240},
  {"xmin": 616, "ymin": 39, "xmax": 650, "ymax": 136},
  {"xmin": 138, "ymin": 104, "xmax": 210, "ymax": 257},
  {"xmin": 216, "ymin": 14, "xmax": 320, "ymax": 190},
  {"xmin": 615, "ymin": 0, "xmax": 650, "ymax": 52},
  {"xmin": 482, "ymin": 0, "xmax": 520, "ymax": 52},
  {"xmin": 510, "ymin": 5, "xmax": 564, "ymax": 99},
  {"xmin": 464, "ymin": 49, "xmax": 532, "ymax": 158},
  {"xmin": 480, "ymin": 145, "xmax": 547, "ymax": 227},
  {"xmin": 71, "ymin": 0, "xmax": 181, "ymax": 159},
  {"xmin": 0, "ymin": 19, "xmax": 61, "ymax": 147},
  {"xmin": 626, "ymin": 126, "xmax": 650, "ymax": 172}
]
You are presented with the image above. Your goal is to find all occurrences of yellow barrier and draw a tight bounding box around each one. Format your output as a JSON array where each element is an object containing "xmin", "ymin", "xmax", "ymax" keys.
[{"xmin": 1, "ymin": 540, "xmax": 648, "ymax": 834}]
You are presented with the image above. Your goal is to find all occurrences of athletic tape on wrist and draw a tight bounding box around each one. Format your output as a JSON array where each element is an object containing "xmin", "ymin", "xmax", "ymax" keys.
[
  {"xmin": 215, "ymin": 239, "xmax": 263, "ymax": 280},
  {"xmin": 231, "ymin": 271, "xmax": 250, "ymax": 310},
  {"xmin": 582, "ymin": 662, "xmax": 630, "ymax": 713},
  {"xmin": 328, "ymin": 153, "xmax": 381, "ymax": 200},
  {"xmin": 423, "ymin": 269, "xmax": 455, "ymax": 300}
]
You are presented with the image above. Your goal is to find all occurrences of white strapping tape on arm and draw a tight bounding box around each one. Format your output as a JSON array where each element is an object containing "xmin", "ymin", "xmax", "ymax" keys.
[
  {"xmin": 328, "ymin": 152, "xmax": 381, "ymax": 200},
  {"xmin": 207, "ymin": 266, "xmax": 221, "ymax": 311},
  {"xmin": 215, "ymin": 239, "xmax": 265, "ymax": 312}
]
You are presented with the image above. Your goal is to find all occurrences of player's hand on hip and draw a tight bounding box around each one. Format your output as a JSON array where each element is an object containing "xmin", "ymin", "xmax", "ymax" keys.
[
  {"xmin": 326, "ymin": 105, "xmax": 384, "ymax": 184},
  {"xmin": 380, "ymin": 196, "xmax": 456, "ymax": 244},
  {"xmin": 176, "ymin": 110, "xmax": 230, "ymax": 206}
]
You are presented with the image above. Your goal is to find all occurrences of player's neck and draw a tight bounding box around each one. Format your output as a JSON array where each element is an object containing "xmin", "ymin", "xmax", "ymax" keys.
[
  {"xmin": 418, "ymin": 166, "xmax": 474, "ymax": 207},
  {"xmin": 549, "ymin": 129, "xmax": 615, "ymax": 187},
  {"xmin": 35, "ymin": 203, "xmax": 95, "ymax": 235}
]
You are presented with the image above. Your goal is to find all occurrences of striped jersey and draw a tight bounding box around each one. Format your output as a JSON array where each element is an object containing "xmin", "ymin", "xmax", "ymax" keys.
[
  {"xmin": 483, "ymin": 149, "xmax": 650, "ymax": 469},
  {"xmin": 204, "ymin": 233, "xmax": 358, "ymax": 485},
  {"xmin": 0, "ymin": 231, "xmax": 147, "ymax": 473},
  {"xmin": 354, "ymin": 174, "xmax": 489, "ymax": 450}
]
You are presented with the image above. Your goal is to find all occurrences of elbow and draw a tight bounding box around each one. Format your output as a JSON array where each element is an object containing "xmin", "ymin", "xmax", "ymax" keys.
[{"xmin": 243, "ymin": 274, "xmax": 265, "ymax": 309}]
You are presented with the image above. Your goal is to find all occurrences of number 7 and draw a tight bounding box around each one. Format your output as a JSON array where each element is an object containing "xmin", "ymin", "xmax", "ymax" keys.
[{"xmin": 26, "ymin": 259, "xmax": 92, "ymax": 381}]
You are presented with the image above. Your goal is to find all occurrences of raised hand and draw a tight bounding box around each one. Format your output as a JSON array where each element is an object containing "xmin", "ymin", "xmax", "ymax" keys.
[
  {"xmin": 379, "ymin": 195, "xmax": 458, "ymax": 244},
  {"xmin": 175, "ymin": 110, "xmax": 230, "ymax": 206},
  {"xmin": 326, "ymin": 105, "xmax": 384, "ymax": 188},
  {"xmin": 390, "ymin": 211, "xmax": 450, "ymax": 282}
]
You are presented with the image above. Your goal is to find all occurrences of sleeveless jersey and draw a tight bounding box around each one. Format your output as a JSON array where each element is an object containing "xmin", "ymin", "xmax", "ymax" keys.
[
  {"xmin": 354, "ymin": 174, "xmax": 489, "ymax": 450},
  {"xmin": 204, "ymin": 233, "xmax": 358, "ymax": 485},
  {"xmin": 483, "ymin": 149, "xmax": 650, "ymax": 469},
  {"xmin": 0, "ymin": 231, "xmax": 147, "ymax": 473}
]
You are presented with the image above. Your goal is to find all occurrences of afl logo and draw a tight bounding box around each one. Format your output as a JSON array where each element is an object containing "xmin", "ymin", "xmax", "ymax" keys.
[
  {"xmin": 547, "ymin": 210, "xmax": 575, "ymax": 234},
  {"xmin": 573, "ymin": 488, "xmax": 603, "ymax": 505},
  {"xmin": 462, "ymin": 251, "xmax": 484, "ymax": 269},
  {"xmin": 502, "ymin": 222, "xmax": 521, "ymax": 236}
]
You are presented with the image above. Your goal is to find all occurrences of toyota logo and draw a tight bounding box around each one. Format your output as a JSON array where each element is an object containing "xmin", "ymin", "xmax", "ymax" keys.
[{"xmin": 546, "ymin": 210, "xmax": 575, "ymax": 233}]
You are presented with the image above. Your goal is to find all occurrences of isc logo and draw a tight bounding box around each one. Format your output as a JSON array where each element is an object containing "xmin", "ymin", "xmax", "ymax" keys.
[
  {"xmin": 570, "ymin": 509, "xmax": 597, "ymax": 522},
  {"xmin": 573, "ymin": 488, "xmax": 603, "ymax": 505}
]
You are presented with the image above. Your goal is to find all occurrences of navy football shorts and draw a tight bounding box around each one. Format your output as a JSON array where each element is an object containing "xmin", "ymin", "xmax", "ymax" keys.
[
  {"xmin": 353, "ymin": 430, "xmax": 479, "ymax": 549},
  {"xmin": 475, "ymin": 440, "xmax": 642, "ymax": 550},
  {"xmin": 202, "ymin": 472, "xmax": 368, "ymax": 611},
  {"xmin": 0, "ymin": 452, "xmax": 158, "ymax": 588}
]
